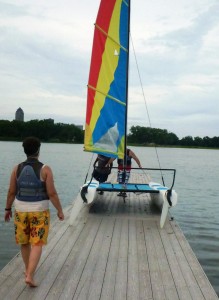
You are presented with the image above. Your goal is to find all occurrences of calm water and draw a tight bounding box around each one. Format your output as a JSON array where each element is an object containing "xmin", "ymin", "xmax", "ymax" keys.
[{"xmin": 0, "ymin": 141, "xmax": 219, "ymax": 296}]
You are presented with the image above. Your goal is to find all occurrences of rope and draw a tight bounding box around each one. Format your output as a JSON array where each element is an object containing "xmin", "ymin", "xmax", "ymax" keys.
[
  {"xmin": 130, "ymin": 35, "xmax": 165, "ymax": 186},
  {"xmin": 83, "ymin": 153, "xmax": 95, "ymax": 184}
]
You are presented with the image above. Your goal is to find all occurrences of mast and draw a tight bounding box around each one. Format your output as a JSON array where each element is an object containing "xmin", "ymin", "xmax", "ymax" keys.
[{"xmin": 124, "ymin": 0, "xmax": 131, "ymax": 160}]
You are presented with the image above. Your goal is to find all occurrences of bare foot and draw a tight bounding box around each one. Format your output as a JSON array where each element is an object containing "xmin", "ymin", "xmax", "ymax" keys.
[{"xmin": 25, "ymin": 277, "xmax": 38, "ymax": 287}]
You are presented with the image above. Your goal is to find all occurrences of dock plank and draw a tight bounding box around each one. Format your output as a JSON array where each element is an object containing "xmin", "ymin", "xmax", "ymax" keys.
[
  {"xmin": 71, "ymin": 218, "xmax": 113, "ymax": 299},
  {"xmin": 58, "ymin": 217, "xmax": 102, "ymax": 299},
  {"xmin": 143, "ymin": 220, "xmax": 167, "ymax": 300},
  {"xmin": 114, "ymin": 217, "xmax": 129, "ymax": 300},
  {"xmin": 170, "ymin": 221, "xmax": 219, "ymax": 300},
  {"xmin": 100, "ymin": 218, "xmax": 122, "ymax": 300},
  {"xmin": 159, "ymin": 222, "xmax": 192, "ymax": 300},
  {"xmin": 136, "ymin": 220, "xmax": 153, "ymax": 300},
  {"xmin": 86, "ymin": 218, "xmax": 115, "ymax": 300},
  {"xmin": 127, "ymin": 219, "xmax": 139, "ymax": 300},
  {"xmin": 151, "ymin": 225, "xmax": 179, "ymax": 300},
  {"xmin": 45, "ymin": 217, "xmax": 101, "ymax": 299}
]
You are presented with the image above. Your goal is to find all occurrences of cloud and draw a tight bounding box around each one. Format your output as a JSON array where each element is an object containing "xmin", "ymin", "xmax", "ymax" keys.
[
  {"xmin": 0, "ymin": 0, "xmax": 219, "ymax": 139},
  {"xmin": 127, "ymin": 1, "xmax": 219, "ymax": 137}
]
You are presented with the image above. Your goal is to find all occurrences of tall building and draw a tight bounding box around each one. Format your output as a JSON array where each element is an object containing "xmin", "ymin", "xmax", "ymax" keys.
[{"xmin": 15, "ymin": 107, "xmax": 24, "ymax": 121}]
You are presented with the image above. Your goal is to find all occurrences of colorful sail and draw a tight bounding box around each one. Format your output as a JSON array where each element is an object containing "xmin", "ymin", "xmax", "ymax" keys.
[{"xmin": 84, "ymin": 0, "xmax": 130, "ymax": 159}]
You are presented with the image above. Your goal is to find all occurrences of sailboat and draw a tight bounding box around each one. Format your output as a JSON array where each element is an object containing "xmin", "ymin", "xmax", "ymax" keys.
[{"xmin": 73, "ymin": 0, "xmax": 177, "ymax": 228}]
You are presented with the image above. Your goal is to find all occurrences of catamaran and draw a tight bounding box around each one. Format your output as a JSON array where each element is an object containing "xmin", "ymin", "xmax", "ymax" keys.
[{"xmin": 71, "ymin": 0, "xmax": 177, "ymax": 228}]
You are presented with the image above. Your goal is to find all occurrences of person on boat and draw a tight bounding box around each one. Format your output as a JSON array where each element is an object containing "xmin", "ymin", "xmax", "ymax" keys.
[
  {"xmin": 4, "ymin": 136, "xmax": 64, "ymax": 287},
  {"xmin": 92, "ymin": 154, "xmax": 115, "ymax": 194},
  {"xmin": 117, "ymin": 148, "xmax": 142, "ymax": 197}
]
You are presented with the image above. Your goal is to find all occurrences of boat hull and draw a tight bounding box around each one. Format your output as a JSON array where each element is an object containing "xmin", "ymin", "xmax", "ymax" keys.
[
  {"xmin": 80, "ymin": 180, "xmax": 99, "ymax": 204},
  {"xmin": 149, "ymin": 182, "xmax": 178, "ymax": 228},
  {"xmin": 79, "ymin": 180, "xmax": 178, "ymax": 228}
]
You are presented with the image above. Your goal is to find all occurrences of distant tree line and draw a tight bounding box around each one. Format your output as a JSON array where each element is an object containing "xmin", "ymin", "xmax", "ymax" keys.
[
  {"xmin": 1, "ymin": 121, "xmax": 219, "ymax": 148},
  {"xmin": 128, "ymin": 126, "xmax": 219, "ymax": 148},
  {"xmin": 0, "ymin": 119, "xmax": 83, "ymax": 143}
]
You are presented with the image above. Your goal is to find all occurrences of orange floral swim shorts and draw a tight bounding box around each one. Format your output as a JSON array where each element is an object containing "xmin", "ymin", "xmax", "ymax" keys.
[{"xmin": 14, "ymin": 210, "xmax": 50, "ymax": 245}]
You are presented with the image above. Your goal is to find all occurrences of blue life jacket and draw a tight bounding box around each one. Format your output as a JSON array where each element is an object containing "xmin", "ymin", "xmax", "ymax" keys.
[{"xmin": 16, "ymin": 159, "xmax": 49, "ymax": 202}]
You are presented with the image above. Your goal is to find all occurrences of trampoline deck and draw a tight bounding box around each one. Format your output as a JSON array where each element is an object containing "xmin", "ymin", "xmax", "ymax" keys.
[{"xmin": 97, "ymin": 182, "xmax": 165, "ymax": 193}]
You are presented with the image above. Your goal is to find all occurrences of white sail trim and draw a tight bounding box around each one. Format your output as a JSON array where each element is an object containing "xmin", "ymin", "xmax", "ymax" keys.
[{"xmin": 94, "ymin": 123, "xmax": 119, "ymax": 153}]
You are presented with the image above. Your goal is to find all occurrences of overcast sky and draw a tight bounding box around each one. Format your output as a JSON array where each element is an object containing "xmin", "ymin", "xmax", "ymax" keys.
[{"xmin": 0, "ymin": 0, "xmax": 219, "ymax": 138}]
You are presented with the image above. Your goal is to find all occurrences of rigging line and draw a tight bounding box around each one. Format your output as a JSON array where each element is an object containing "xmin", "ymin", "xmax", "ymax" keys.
[
  {"xmin": 84, "ymin": 152, "xmax": 95, "ymax": 184},
  {"xmin": 130, "ymin": 34, "xmax": 165, "ymax": 186}
]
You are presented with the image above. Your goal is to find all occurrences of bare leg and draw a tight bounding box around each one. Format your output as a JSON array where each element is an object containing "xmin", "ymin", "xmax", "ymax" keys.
[
  {"xmin": 25, "ymin": 245, "xmax": 42, "ymax": 287},
  {"xmin": 21, "ymin": 244, "xmax": 31, "ymax": 276}
]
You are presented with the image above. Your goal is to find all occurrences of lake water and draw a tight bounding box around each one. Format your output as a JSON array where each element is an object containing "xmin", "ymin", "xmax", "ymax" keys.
[{"xmin": 0, "ymin": 141, "xmax": 219, "ymax": 296}]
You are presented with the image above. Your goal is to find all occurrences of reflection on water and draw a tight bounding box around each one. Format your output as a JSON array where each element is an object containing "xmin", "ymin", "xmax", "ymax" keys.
[{"xmin": 0, "ymin": 142, "xmax": 219, "ymax": 296}]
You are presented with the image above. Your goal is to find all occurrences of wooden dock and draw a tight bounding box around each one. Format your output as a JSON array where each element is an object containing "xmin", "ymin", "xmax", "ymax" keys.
[{"xmin": 0, "ymin": 175, "xmax": 218, "ymax": 299}]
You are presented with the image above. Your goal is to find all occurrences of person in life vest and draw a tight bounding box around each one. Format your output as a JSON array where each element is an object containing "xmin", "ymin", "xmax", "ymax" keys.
[
  {"xmin": 4, "ymin": 137, "xmax": 64, "ymax": 287},
  {"xmin": 92, "ymin": 154, "xmax": 115, "ymax": 194},
  {"xmin": 117, "ymin": 148, "xmax": 142, "ymax": 197}
]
